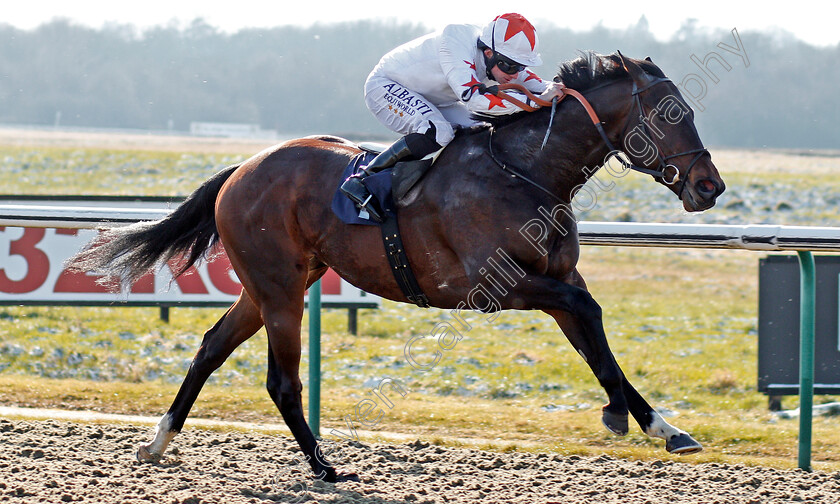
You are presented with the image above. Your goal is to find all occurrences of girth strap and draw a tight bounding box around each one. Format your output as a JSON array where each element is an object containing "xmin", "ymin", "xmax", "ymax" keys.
[{"xmin": 380, "ymin": 215, "xmax": 430, "ymax": 308}]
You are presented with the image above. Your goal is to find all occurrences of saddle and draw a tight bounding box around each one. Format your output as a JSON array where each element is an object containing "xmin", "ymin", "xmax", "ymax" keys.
[
  {"xmin": 330, "ymin": 143, "xmax": 438, "ymax": 308},
  {"xmin": 357, "ymin": 142, "xmax": 435, "ymax": 205}
]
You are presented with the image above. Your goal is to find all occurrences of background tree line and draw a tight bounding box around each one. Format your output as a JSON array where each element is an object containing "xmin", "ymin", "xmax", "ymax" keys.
[{"xmin": 0, "ymin": 17, "xmax": 837, "ymax": 148}]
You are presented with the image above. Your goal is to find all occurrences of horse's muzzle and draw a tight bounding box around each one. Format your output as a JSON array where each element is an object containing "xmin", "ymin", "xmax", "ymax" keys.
[{"xmin": 683, "ymin": 176, "xmax": 725, "ymax": 212}]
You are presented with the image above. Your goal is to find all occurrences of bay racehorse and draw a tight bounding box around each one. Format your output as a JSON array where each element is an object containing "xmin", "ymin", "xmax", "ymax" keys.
[{"xmin": 70, "ymin": 52, "xmax": 725, "ymax": 481}]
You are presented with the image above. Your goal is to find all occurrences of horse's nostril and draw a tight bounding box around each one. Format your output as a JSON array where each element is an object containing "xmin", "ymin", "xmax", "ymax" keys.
[{"xmin": 697, "ymin": 179, "xmax": 717, "ymax": 196}]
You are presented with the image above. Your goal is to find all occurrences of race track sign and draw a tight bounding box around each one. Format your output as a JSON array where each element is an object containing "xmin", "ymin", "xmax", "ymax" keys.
[
  {"xmin": 758, "ymin": 255, "xmax": 840, "ymax": 395},
  {"xmin": 0, "ymin": 226, "xmax": 378, "ymax": 308}
]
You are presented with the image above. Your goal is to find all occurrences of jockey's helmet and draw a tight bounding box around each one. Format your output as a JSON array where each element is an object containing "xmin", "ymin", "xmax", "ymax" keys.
[{"xmin": 479, "ymin": 13, "xmax": 542, "ymax": 67}]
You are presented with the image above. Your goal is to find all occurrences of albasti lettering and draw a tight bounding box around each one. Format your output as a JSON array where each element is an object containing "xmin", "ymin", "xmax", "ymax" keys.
[{"xmin": 381, "ymin": 83, "xmax": 433, "ymax": 115}]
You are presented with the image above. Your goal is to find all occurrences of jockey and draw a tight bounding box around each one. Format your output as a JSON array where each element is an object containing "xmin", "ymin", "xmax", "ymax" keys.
[{"xmin": 341, "ymin": 13, "xmax": 564, "ymax": 220}]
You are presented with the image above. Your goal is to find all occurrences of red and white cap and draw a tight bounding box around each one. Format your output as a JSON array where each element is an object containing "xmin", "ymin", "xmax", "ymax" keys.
[{"xmin": 479, "ymin": 13, "xmax": 542, "ymax": 67}]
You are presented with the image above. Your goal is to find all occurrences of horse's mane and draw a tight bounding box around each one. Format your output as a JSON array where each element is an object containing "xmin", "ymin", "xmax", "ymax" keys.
[
  {"xmin": 472, "ymin": 51, "xmax": 665, "ymax": 130},
  {"xmin": 557, "ymin": 51, "xmax": 664, "ymax": 92}
]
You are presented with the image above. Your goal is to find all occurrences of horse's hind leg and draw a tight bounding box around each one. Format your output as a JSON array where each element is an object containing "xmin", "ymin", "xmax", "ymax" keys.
[
  {"xmin": 264, "ymin": 339, "xmax": 356, "ymax": 481},
  {"xmin": 258, "ymin": 276, "xmax": 357, "ymax": 482},
  {"xmin": 261, "ymin": 267, "xmax": 358, "ymax": 482},
  {"xmin": 138, "ymin": 290, "xmax": 263, "ymax": 462},
  {"xmin": 622, "ymin": 376, "xmax": 702, "ymax": 454}
]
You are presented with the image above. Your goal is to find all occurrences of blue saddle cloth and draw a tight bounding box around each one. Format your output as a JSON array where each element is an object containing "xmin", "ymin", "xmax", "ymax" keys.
[{"xmin": 330, "ymin": 152, "xmax": 397, "ymax": 226}]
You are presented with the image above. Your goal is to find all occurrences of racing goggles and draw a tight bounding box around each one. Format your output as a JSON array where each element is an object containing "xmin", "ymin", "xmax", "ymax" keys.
[{"xmin": 494, "ymin": 55, "xmax": 524, "ymax": 75}]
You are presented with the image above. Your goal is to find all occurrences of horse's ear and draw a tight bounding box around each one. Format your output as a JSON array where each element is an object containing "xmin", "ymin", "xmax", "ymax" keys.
[
  {"xmin": 617, "ymin": 50, "xmax": 654, "ymax": 86},
  {"xmin": 645, "ymin": 56, "xmax": 653, "ymax": 62}
]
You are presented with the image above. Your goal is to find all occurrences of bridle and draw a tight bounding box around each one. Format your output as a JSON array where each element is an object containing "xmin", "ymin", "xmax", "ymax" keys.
[
  {"xmin": 619, "ymin": 77, "xmax": 709, "ymax": 198},
  {"xmin": 489, "ymin": 77, "xmax": 710, "ymax": 201}
]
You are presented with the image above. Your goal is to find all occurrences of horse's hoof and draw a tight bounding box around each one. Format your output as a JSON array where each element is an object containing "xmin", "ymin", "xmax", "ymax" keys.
[
  {"xmin": 335, "ymin": 470, "xmax": 360, "ymax": 483},
  {"xmin": 666, "ymin": 433, "xmax": 703, "ymax": 455},
  {"xmin": 601, "ymin": 409, "xmax": 629, "ymax": 436},
  {"xmin": 317, "ymin": 466, "xmax": 359, "ymax": 483},
  {"xmin": 137, "ymin": 445, "xmax": 161, "ymax": 463},
  {"xmin": 317, "ymin": 467, "xmax": 359, "ymax": 483}
]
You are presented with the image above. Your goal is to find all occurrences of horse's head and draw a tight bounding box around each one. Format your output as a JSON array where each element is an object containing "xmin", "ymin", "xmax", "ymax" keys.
[{"xmin": 614, "ymin": 53, "xmax": 725, "ymax": 212}]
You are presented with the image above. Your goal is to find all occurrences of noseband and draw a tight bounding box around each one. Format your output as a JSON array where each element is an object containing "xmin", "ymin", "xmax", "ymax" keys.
[{"xmin": 493, "ymin": 78, "xmax": 710, "ymax": 199}]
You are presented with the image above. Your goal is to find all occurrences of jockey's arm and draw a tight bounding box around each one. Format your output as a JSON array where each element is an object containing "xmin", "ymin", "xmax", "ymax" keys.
[
  {"xmin": 439, "ymin": 25, "xmax": 563, "ymax": 115},
  {"xmin": 439, "ymin": 25, "xmax": 522, "ymax": 116}
]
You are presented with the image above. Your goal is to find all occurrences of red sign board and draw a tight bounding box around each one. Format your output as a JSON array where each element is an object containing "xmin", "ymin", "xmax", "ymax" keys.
[{"xmin": 0, "ymin": 226, "xmax": 377, "ymax": 307}]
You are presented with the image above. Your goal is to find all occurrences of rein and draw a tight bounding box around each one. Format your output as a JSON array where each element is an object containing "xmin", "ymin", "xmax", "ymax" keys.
[{"xmin": 491, "ymin": 79, "xmax": 710, "ymax": 198}]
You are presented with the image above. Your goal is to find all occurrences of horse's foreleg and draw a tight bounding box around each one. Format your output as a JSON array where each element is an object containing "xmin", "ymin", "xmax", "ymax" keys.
[
  {"xmin": 546, "ymin": 300, "xmax": 701, "ymax": 454},
  {"xmin": 544, "ymin": 308, "xmax": 630, "ymax": 435},
  {"xmin": 621, "ymin": 383, "xmax": 702, "ymax": 454},
  {"xmin": 137, "ymin": 291, "xmax": 263, "ymax": 462},
  {"xmin": 518, "ymin": 277, "xmax": 628, "ymax": 427}
]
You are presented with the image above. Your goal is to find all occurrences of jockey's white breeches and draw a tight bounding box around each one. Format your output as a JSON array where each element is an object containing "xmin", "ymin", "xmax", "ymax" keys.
[{"xmin": 364, "ymin": 74, "xmax": 479, "ymax": 147}]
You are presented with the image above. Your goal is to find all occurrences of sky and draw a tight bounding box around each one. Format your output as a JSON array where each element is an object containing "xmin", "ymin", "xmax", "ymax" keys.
[{"xmin": 4, "ymin": 1, "xmax": 837, "ymax": 48}]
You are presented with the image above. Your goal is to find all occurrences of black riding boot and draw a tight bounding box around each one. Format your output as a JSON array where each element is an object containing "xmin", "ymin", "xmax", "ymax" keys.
[{"xmin": 340, "ymin": 137, "xmax": 413, "ymax": 222}]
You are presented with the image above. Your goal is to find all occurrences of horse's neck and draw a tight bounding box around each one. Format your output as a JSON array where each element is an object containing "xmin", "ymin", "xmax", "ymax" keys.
[
  {"xmin": 553, "ymin": 134, "xmax": 611, "ymax": 188},
  {"xmin": 535, "ymin": 84, "xmax": 633, "ymax": 190},
  {"xmin": 496, "ymin": 121, "xmax": 610, "ymax": 195}
]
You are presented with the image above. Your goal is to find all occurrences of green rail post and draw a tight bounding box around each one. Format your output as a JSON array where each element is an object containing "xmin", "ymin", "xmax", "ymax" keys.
[
  {"xmin": 308, "ymin": 279, "xmax": 322, "ymax": 438},
  {"xmin": 797, "ymin": 251, "xmax": 815, "ymax": 471}
]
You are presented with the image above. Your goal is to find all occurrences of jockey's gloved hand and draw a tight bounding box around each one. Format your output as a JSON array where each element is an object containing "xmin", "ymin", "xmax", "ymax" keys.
[{"xmin": 540, "ymin": 81, "xmax": 565, "ymax": 102}]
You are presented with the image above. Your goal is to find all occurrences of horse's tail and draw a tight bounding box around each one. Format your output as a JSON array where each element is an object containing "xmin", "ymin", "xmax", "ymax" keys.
[{"xmin": 69, "ymin": 163, "xmax": 240, "ymax": 285}]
